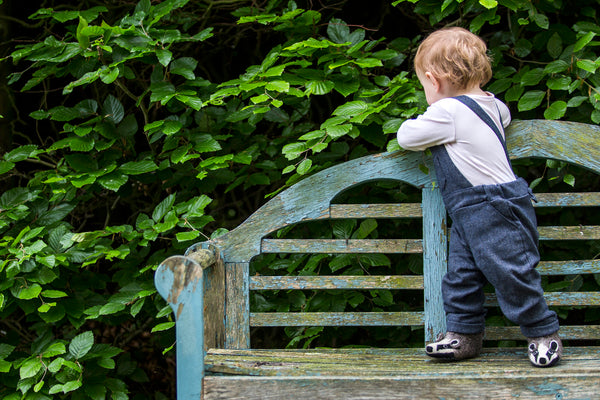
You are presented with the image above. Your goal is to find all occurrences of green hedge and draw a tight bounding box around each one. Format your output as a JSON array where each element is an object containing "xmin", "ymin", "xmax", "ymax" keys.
[{"xmin": 1, "ymin": 0, "xmax": 600, "ymax": 398}]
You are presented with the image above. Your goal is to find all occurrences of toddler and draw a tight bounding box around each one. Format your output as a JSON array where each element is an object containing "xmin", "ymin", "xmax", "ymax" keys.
[{"xmin": 397, "ymin": 27, "xmax": 562, "ymax": 367}]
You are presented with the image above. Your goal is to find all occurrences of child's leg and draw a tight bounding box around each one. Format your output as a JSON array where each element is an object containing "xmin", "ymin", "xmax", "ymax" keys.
[
  {"xmin": 451, "ymin": 183, "xmax": 561, "ymax": 367},
  {"xmin": 442, "ymin": 223, "xmax": 487, "ymax": 335},
  {"xmin": 457, "ymin": 188, "xmax": 559, "ymax": 338},
  {"xmin": 425, "ymin": 224, "xmax": 486, "ymax": 360}
]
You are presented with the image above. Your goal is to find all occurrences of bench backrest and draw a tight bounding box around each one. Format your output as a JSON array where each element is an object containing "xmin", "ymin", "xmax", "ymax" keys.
[{"xmin": 190, "ymin": 120, "xmax": 600, "ymax": 349}]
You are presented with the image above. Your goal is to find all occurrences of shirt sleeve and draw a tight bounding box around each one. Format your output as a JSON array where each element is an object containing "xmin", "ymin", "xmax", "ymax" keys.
[
  {"xmin": 496, "ymin": 99, "xmax": 512, "ymax": 128},
  {"xmin": 396, "ymin": 101, "xmax": 456, "ymax": 151}
]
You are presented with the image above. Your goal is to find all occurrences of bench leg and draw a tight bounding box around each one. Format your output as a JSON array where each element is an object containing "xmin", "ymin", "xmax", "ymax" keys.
[
  {"xmin": 422, "ymin": 187, "xmax": 448, "ymax": 342},
  {"xmin": 155, "ymin": 255, "xmax": 205, "ymax": 399}
]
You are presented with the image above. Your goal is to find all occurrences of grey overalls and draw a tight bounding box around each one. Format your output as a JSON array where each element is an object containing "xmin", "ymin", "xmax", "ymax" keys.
[{"xmin": 431, "ymin": 95, "xmax": 559, "ymax": 338}]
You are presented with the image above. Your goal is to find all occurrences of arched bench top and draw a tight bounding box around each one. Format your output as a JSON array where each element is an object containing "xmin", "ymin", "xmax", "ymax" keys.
[{"xmin": 200, "ymin": 120, "xmax": 600, "ymax": 263}]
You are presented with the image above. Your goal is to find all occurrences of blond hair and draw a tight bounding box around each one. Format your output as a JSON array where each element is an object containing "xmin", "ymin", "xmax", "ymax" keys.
[{"xmin": 414, "ymin": 27, "xmax": 492, "ymax": 89}]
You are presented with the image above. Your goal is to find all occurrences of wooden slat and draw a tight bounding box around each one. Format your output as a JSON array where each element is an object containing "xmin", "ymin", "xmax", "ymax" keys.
[
  {"xmin": 485, "ymin": 291, "xmax": 600, "ymax": 307},
  {"xmin": 534, "ymin": 192, "xmax": 600, "ymax": 207},
  {"xmin": 330, "ymin": 203, "xmax": 422, "ymax": 219},
  {"xmin": 250, "ymin": 312, "xmax": 424, "ymax": 327},
  {"xmin": 249, "ymin": 275, "xmax": 424, "ymax": 290},
  {"xmin": 485, "ymin": 325, "xmax": 600, "ymax": 341},
  {"xmin": 204, "ymin": 347, "xmax": 600, "ymax": 399},
  {"xmin": 261, "ymin": 239, "xmax": 422, "ymax": 254},
  {"xmin": 205, "ymin": 347, "xmax": 600, "ymax": 377},
  {"xmin": 225, "ymin": 262, "xmax": 251, "ymax": 349},
  {"xmin": 537, "ymin": 259, "xmax": 600, "ymax": 275},
  {"xmin": 204, "ymin": 375, "xmax": 600, "ymax": 400},
  {"xmin": 538, "ymin": 225, "xmax": 600, "ymax": 240}
]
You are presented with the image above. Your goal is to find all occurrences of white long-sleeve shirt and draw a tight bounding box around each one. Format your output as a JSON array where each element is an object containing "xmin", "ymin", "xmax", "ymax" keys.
[{"xmin": 397, "ymin": 94, "xmax": 516, "ymax": 186}]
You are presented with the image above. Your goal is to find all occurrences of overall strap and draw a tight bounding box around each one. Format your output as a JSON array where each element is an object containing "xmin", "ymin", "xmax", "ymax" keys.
[{"xmin": 453, "ymin": 95, "xmax": 512, "ymax": 166}]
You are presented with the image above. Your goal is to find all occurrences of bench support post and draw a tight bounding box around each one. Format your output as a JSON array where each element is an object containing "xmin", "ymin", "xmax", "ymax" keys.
[
  {"xmin": 155, "ymin": 253, "xmax": 211, "ymax": 399},
  {"xmin": 422, "ymin": 186, "xmax": 448, "ymax": 342}
]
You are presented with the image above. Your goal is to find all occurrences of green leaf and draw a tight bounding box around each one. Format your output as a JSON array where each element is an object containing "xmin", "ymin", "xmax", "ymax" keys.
[
  {"xmin": 170, "ymin": 57, "xmax": 197, "ymax": 80},
  {"xmin": 0, "ymin": 343, "xmax": 15, "ymax": 359},
  {"xmin": 297, "ymin": 159, "xmax": 312, "ymax": 175},
  {"xmin": 576, "ymin": 59, "xmax": 598, "ymax": 73},
  {"xmin": 103, "ymin": 95, "xmax": 124, "ymax": 124},
  {"xmin": 97, "ymin": 171, "xmax": 128, "ymax": 191},
  {"xmin": 326, "ymin": 124, "xmax": 352, "ymax": 139},
  {"xmin": 100, "ymin": 67, "xmax": 119, "ymax": 84},
  {"xmin": 0, "ymin": 359, "xmax": 11, "ymax": 373},
  {"xmin": 282, "ymin": 142, "xmax": 307, "ymax": 160},
  {"xmin": 153, "ymin": 193, "xmax": 176, "ymax": 222},
  {"xmin": 119, "ymin": 160, "xmax": 158, "ymax": 175},
  {"xmin": 14, "ymin": 283, "xmax": 43, "ymax": 300},
  {"xmin": 327, "ymin": 18, "xmax": 351, "ymax": 44},
  {"xmin": 532, "ymin": 13, "xmax": 549, "ymax": 29},
  {"xmin": 305, "ymin": 80, "xmax": 334, "ymax": 95},
  {"xmin": 19, "ymin": 358, "xmax": 42, "ymax": 380},
  {"xmin": 546, "ymin": 76, "xmax": 571, "ymax": 91},
  {"xmin": 563, "ymin": 174, "xmax": 575, "ymax": 186},
  {"xmin": 544, "ymin": 60, "xmax": 569, "ymax": 74},
  {"xmin": 42, "ymin": 290, "xmax": 68, "ymax": 299},
  {"xmin": 97, "ymin": 357, "xmax": 116, "ymax": 369},
  {"xmin": 4, "ymin": 144, "xmax": 40, "ymax": 162},
  {"xmin": 69, "ymin": 331, "xmax": 94, "ymax": 359},
  {"xmin": 0, "ymin": 160, "xmax": 16, "ymax": 175},
  {"xmin": 76, "ymin": 16, "xmax": 90, "ymax": 49},
  {"xmin": 547, "ymin": 32, "xmax": 563, "ymax": 58},
  {"xmin": 49, "ymin": 106, "xmax": 81, "ymax": 122},
  {"xmin": 333, "ymin": 101, "xmax": 368, "ymax": 117},
  {"xmin": 99, "ymin": 302, "xmax": 126, "ymax": 315},
  {"xmin": 574, "ymin": 31, "xmax": 596, "ymax": 52},
  {"xmin": 176, "ymin": 231, "xmax": 200, "ymax": 242},
  {"xmin": 352, "ymin": 58, "xmax": 383, "ymax": 68},
  {"xmin": 265, "ymin": 80, "xmax": 290, "ymax": 92},
  {"xmin": 42, "ymin": 342, "xmax": 66, "ymax": 358},
  {"xmin": 151, "ymin": 322, "xmax": 175, "ymax": 332},
  {"xmin": 517, "ymin": 90, "xmax": 545, "ymax": 112},
  {"xmin": 62, "ymin": 380, "xmax": 83, "ymax": 393},
  {"xmin": 479, "ymin": 0, "xmax": 497, "ymax": 9},
  {"xmin": 156, "ymin": 48, "xmax": 173, "ymax": 66},
  {"xmin": 544, "ymin": 101, "xmax": 567, "ymax": 120},
  {"xmin": 521, "ymin": 68, "xmax": 544, "ymax": 86}
]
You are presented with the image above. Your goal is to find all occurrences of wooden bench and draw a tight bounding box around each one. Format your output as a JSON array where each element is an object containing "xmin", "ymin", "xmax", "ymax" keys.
[{"xmin": 155, "ymin": 120, "xmax": 600, "ymax": 399}]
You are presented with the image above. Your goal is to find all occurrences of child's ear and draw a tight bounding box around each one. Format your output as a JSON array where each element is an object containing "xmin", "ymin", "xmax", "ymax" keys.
[{"xmin": 425, "ymin": 72, "xmax": 441, "ymax": 92}]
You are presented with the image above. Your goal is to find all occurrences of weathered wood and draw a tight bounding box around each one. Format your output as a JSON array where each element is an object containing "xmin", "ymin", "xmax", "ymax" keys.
[
  {"xmin": 204, "ymin": 347, "xmax": 600, "ymax": 377},
  {"xmin": 154, "ymin": 120, "xmax": 600, "ymax": 399},
  {"xmin": 154, "ymin": 256, "xmax": 205, "ymax": 399},
  {"xmin": 485, "ymin": 325, "xmax": 600, "ymax": 341},
  {"xmin": 485, "ymin": 291, "xmax": 600, "ymax": 306},
  {"xmin": 506, "ymin": 120, "xmax": 600, "ymax": 172},
  {"xmin": 204, "ymin": 374, "xmax": 600, "ymax": 399},
  {"xmin": 203, "ymin": 347, "xmax": 600, "ymax": 399},
  {"xmin": 225, "ymin": 262, "xmax": 250, "ymax": 349},
  {"xmin": 538, "ymin": 225, "xmax": 600, "ymax": 240},
  {"xmin": 422, "ymin": 186, "xmax": 447, "ymax": 343},
  {"xmin": 211, "ymin": 151, "xmax": 434, "ymax": 263},
  {"xmin": 534, "ymin": 192, "xmax": 600, "ymax": 207},
  {"xmin": 249, "ymin": 311, "xmax": 424, "ymax": 327},
  {"xmin": 185, "ymin": 248, "xmax": 217, "ymax": 269},
  {"xmin": 188, "ymin": 245, "xmax": 225, "ymax": 350},
  {"xmin": 330, "ymin": 203, "xmax": 423, "ymax": 219},
  {"xmin": 261, "ymin": 238, "xmax": 423, "ymax": 254},
  {"xmin": 537, "ymin": 259, "xmax": 600, "ymax": 275},
  {"xmin": 249, "ymin": 275, "xmax": 424, "ymax": 290}
]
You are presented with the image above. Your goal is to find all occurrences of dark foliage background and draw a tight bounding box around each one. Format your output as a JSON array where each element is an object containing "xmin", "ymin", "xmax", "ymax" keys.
[{"xmin": 1, "ymin": 0, "xmax": 599, "ymax": 398}]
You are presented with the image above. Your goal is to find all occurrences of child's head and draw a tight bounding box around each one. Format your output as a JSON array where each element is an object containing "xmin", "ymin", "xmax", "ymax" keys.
[{"xmin": 414, "ymin": 27, "xmax": 492, "ymax": 91}]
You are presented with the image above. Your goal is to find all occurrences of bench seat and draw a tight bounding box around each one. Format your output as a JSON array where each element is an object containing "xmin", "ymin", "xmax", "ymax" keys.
[{"xmin": 204, "ymin": 347, "xmax": 600, "ymax": 399}]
